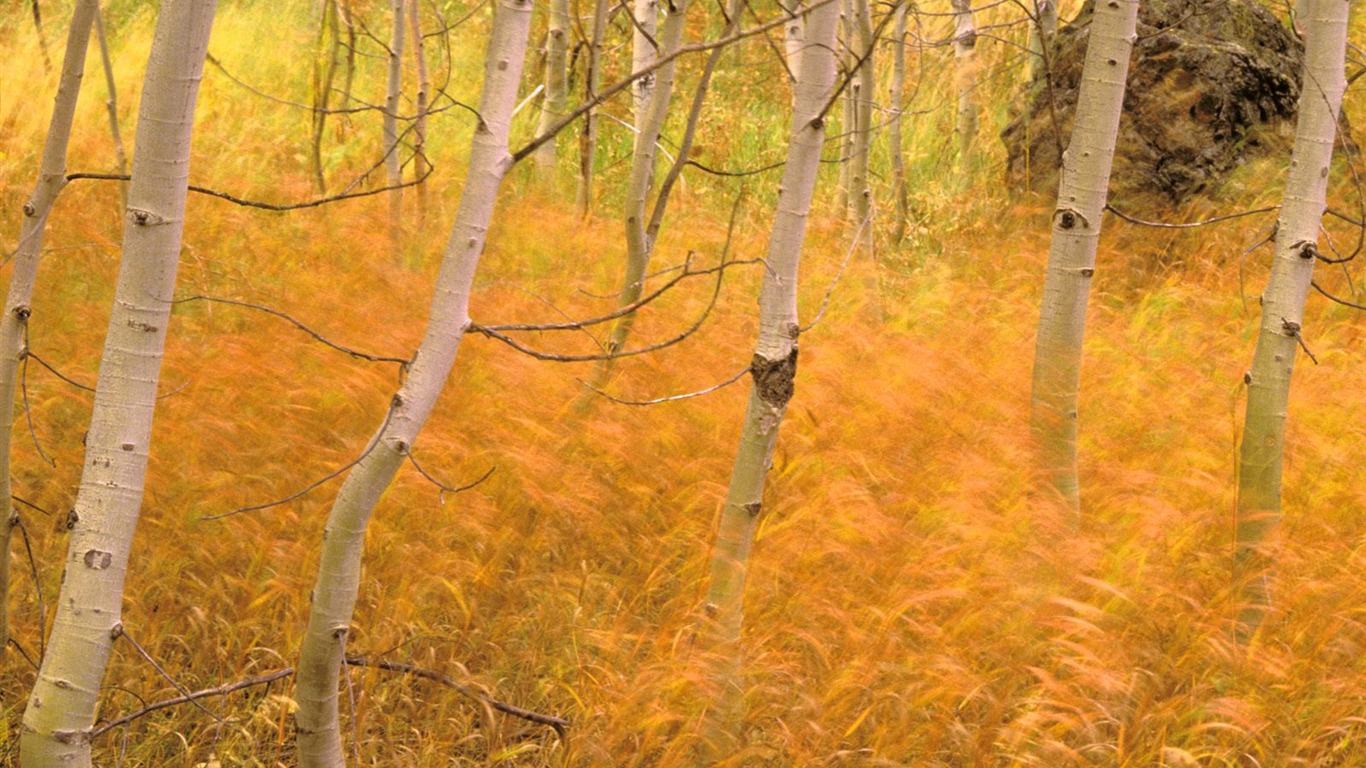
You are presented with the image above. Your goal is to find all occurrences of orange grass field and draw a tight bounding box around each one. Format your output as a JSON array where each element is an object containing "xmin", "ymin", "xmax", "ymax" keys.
[{"xmin": 3, "ymin": 1, "xmax": 1366, "ymax": 765}]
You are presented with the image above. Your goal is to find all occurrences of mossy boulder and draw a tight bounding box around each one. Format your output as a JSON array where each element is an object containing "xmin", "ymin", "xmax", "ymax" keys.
[{"xmin": 1001, "ymin": 0, "xmax": 1337, "ymax": 205}]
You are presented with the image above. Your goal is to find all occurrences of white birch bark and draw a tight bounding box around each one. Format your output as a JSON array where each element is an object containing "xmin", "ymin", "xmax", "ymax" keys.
[
  {"xmin": 292, "ymin": 1, "xmax": 532, "ymax": 763},
  {"xmin": 19, "ymin": 1, "xmax": 217, "ymax": 763},
  {"xmin": 532, "ymin": 0, "xmax": 570, "ymax": 175},
  {"xmin": 632, "ymin": 0, "xmax": 660, "ymax": 138},
  {"xmin": 889, "ymin": 3, "xmax": 909, "ymax": 242},
  {"xmin": 696, "ymin": 0, "xmax": 839, "ymax": 757},
  {"xmin": 951, "ymin": 0, "xmax": 978, "ymax": 155},
  {"xmin": 1028, "ymin": 0, "xmax": 1138, "ymax": 516},
  {"xmin": 1027, "ymin": 0, "xmax": 1058, "ymax": 81},
  {"xmin": 782, "ymin": 0, "xmax": 805, "ymax": 87},
  {"xmin": 384, "ymin": 0, "xmax": 406, "ymax": 244},
  {"xmin": 1235, "ymin": 0, "xmax": 1349, "ymax": 634},
  {"xmin": 409, "ymin": 0, "xmax": 430, "ymax": 223},
  {"xmin": 0, "ymin": 0, "xmax": 98, "ymax": 658}
]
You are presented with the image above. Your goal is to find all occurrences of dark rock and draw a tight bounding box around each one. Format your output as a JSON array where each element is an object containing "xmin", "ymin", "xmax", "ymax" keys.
[{"xmin": 1001, "ymin": 0, "xmax": 1345, "ymax": 205}]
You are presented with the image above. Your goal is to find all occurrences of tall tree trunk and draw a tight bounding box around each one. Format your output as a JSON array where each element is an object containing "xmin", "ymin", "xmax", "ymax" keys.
[
  {"xmin": 632, "ymin": 0, "xmax": 659, "ymax": 137},
  {"xmin": 19, "ymin": 1, "xmax": 217, "ymax": 764},
  {"xmin": 1235, "ymin": 0, "xmax": 1349, "ymax": 636},
  {"xmin": 311, "ymin": 0, "xmax": 341, "ymax": 194},
  {"xmin": 781, "ymin": 0, "xmax": 805, "ymax": 89},
  {"xmin": 0, "ymin": 0, "xmax": 98, "ymax": 660},
  {"xmin": 577, "ymin": 0, "xmax": 609, "ymax": 216},
  {"xmin": 581, "ymin": 0, "xmax": 691, "ymax": 395},
  {"xmin": 847, "ymin": 0, "xmax": 874, "ymax": 225},
  {"xmin": 94, "ymin": 6, "xmax": 129, "ymax": 206},
  {"xmin": 533, "ymin": 0, "xmax": 570, "ymax": 175},
  {"xmin": 1027, "ymin": 0, "xmax": 1057, "ymax": 81},
  {"xmin": 950, "ymin": 0, "xmax": 977, "ymax": 156},
  {"xmin": 409, "ymin": 0, "xmax": 430, "ymax": 225},
  {"xmin": 837, "ymin": 0, "xmax": 854, "ymax": 213},
  {"xmin": 384, "ymin": 0, "xmax": 406, "ymax": 247},
  {"xmin": 1028, "ymin": 0, "xmax": 1139, "ymax": 517},
  {"xmin": 292, "ymin": 1, "xmax": 532, "ymax": 763},
  {"xmin": 696, "ymin": 0, "xmax": 839, "ymax": 758},
  {"xmin": 889, "ymin": 3, "xmax": 909, "ymax": 242}
]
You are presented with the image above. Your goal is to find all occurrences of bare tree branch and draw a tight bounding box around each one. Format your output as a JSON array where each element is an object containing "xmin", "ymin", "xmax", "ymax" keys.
[
  {"xmin": 581, "ymin": 364, "xmax": 751, "ymax": 405},
  {"xmin": 113, "ymin": 626, "xmax": 226, "ymax": 726},
  {"xmin": 405, "ymin": 454, "xmax": 495, "ymax": 503},
  {"xmin": 173, "ymin": 295, "xmax": 410, "ymax": 365},
  {"xmin": 90, "ymin": 668, "xmax": 294, "ymax": 739},
  {"xmin": 1105, "ymin": 203, "xmax": 1279, "ymax": 229}
]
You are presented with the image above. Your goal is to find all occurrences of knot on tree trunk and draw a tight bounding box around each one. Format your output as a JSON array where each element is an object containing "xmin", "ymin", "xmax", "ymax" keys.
[{"xmin": 751, "ymin": 349, "xmax": 797, "ymax": 409}]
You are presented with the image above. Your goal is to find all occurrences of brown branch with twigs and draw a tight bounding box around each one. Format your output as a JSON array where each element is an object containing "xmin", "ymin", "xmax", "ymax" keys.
[
  {"xmin": 581, "ymin": 364, "xmax": 753, "ymax": 405},
  {"xmin": 172, "ymin": 295, "xmax": 410, "ymax": 366},
  {"xmin": 343, "ymin": 656, "xmax": 569, "ymax": 738},
  {"xmin": 405, "ymin": 453, "xmax": 495, "ymax": 503},
  {"xmin": 113, "ymin": 626, "xmax": 227, "ymax": 726},
  {"xmin": 13, "ymin": 515, "xmax": 45, "ymax": 661},
  {"xmin": 1105, "ymin": 203, "xmax": 1279, "ymax": 229},
  {"xmin": 90, "ymin": 668, "xmax": 294, "ymax": 739},
  {"xmin": 66, "ymin": 163, "xmax": 434, "ymax": 212}
]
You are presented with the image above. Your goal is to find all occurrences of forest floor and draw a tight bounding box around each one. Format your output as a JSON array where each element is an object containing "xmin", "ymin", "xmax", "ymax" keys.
[{"xmin": 3, "ymin": 2, "xmax": 1366, "ymax": 766}]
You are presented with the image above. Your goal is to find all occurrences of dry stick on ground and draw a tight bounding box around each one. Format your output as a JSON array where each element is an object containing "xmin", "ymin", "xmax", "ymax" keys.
[
  {"xmin": 343, "ymin": 656, "xmax": 569, "ymax": 738},
  {"xmin": 89, "ymin": 668, "xmax": 295, "ymax": 739}
]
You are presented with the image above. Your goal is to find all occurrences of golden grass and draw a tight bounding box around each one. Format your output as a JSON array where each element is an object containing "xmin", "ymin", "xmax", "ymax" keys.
[{"xmin": 3, "ymin": 1, "xmax": 1366, "ymax": 765}]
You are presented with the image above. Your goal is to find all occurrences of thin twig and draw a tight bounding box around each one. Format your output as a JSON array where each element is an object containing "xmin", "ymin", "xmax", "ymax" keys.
[
  {"xmin": 8, "ymin": 636, "xmax": 39, "ymax": 669},
  {"xmin": 90, "ymin": 668, "xmax": 294, "ymax": 739},
  {"xmin": 204, "ymin": 406, "xmax": 396, "ymax": 520},
  {"xmin": 16, "ymin": 516, "xmax": 45, "ymax": 660},
  {"xmin": 1312, "ymin": 279, "xmax": 1366, "ymax": 311},
  {"xmin": 173, "ymin": 295, "xmax": 409, "ymax": 365},
  {"xmin": 1105, "ymin": 203, "xmax": 1279, "ymax": 229},
  {"xmin": 66, "ymin": 164, "xmax": 434, "ymax": 213},
  {"xmin": 405, "ymin": 454, "xmax": 494, "ymax": 504},
  {"xmin": 114, "ymin": 626, "xmax": 226, "ymax": 726},
  {"xmin": 343, "ymin": 656, "xmax": 569, "ymax": 739},
  {"xmin": 26, "ymin": 350, "xmax": 96, "ymax": 392},
  {"xmin": 20, "ymin": 354, "xmax": 55, "ymax": 468},
  {"xmin": 799, "ymin": 211, "xmax": 870, "ymax": 334},
  {"xmin": 13, "ymin": 495, "xmax": 54, "ymax": 515},
  {"xmin": 581, "ymin": 364, "xmax": 752, "ymax": 405}
]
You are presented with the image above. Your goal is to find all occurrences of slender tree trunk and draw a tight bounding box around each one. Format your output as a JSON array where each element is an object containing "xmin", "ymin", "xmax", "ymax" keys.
[
  {"xmin": 889, "ymin": 3, "xmax": 909, "ymax": 242},
  {"xmin": 847, "ymin": 0, "xmax": 874, "ymax": 225},
  {"xmin": 577, "ymin": 0, "xmax": 609, "ymax": 216},
  {"xmin": 781, "ymin": 0, "xmax": 805, "ymax": 89},
  {"xmin": 1028, "ymin": 0, "xmax": 1138, "ymax": 517},
  {"xmin": 837, "ymin": 0, "xmax": 854, "ymax": 213},
  {"xmin": 311, "ymin": 0, "xmax": 341, "ymax": 194},
  {"xmin": 384, "ymin": 0, "xmax": 406, "ymax": 247},
  {"xmin": 696, "ymin": 0, "xmax": 839, "ymax": 758},
  {"xmin": 19, "ymin": 1, "xmax": 217, "ymax": 764},
  {"xmin": 409, "ymin": 0, "xmax": 430, "ymax": 225},
  {"xmin": 292, "ymin": 1, "xmax": 532, "ymax": 763},
  {"xmin": 1235, "ymin": 0, "xmax": 1349, "ymax": 636},
  {"xmin": 0, "ymin": 0, "xmax": 98, "ymax": 660},
  {"xmin": 950, "ymin": 0, "xmax": 977, "ymax": 156},
  {"xmin": 580, "ymin": 0, "xmax": 691, "ymax": 395},
  {"xmin": 632, "ymin": 0, "xmax": 659, "ymax": 138},
  {"xmin": 94, "ymin": 7, "xmax": 129, "ymax": 206},
  {"xmin": 533, "ymin": 0, "xmax": 570, "ymax": 175},
  {"xmin": 32, "ymin": 0, "xmax": 54, "ymax": 73},
  {"xmin": 1027, "ymin": 0, "xmax": 1057, "ymax": 81}
]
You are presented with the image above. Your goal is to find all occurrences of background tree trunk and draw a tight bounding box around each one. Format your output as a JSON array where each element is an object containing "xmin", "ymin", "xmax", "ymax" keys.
[
  {"xmin": 1028, "ymin": 0, "xmax": 1058, "ymax": 81},
  {"xmin": 0, "ymin": 0, "xmax": 98, "ymax": 660},
  {"xmin": 384, "ymin": 0, "xmax": 406, "ymax": 247},
  {"xmin": 1235, "ymin": 0, "xmax": 1349, "ymax": 636},
  {"xmin": 1028, "ymin": 0, "xmax": 1139, "ymax": 517},
  {"xmin": 19, "ymin": 1, "xmax": 217, "ymax": 763},
  {"xmin": 888, "ymin": 3, "xmax": 909, "ymax": 242},
  {"xmin": 292, "ymin": 1, "xmax": 533, "ymax": 763},
  {"xmin": 533, "ymin": 0, "xmax": 570, "ymax": 175},
  {"xmin": 951, "ymin": 0, "xmax": 978, "ymax": 156},
  {"xmin": 847, "ymin": 0, "xmax": 874, "ymax": 225},
  {"xmin": 632, "ymin": 0, "xmax": 659, "ymax": 138},
  {"xmin": 696, "ymin": 0, "xmax": 839, "ymax": 757},
  {"xmin": 577, "ymin": 0, "xmax": 609, "ymax": 216}
]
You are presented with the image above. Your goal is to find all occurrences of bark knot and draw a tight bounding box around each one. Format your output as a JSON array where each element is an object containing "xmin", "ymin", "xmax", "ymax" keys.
[
  {"xmin": 14, "ymin": 305, "xmax": 31, "ymax": 320},
  {"xmin": 23, "ymin": 201, "xmax": 37, "ymax": 217},
  {"xmin": 84, "ymin": 549, "xmax": 113, "ymax": 570},
  {"xmin": 744, "ymin": 502, "xmax": 762, "ymax": 518},
  {"xmin": 53, "ymin": 729, "xmax": 91, "ymax": 745},
  {"xmin": 751, "ymin": 348, "xmax": 798, "ymax": 409}
]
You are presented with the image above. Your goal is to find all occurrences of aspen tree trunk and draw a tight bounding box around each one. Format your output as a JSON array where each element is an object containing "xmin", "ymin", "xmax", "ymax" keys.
[
  {"xmin": 409, "ymin": 0, "xmax": 430, "ymax": 224},
  {"xmin": 19, "ymin": 1, "xmax": 217, "ymax": 763},
  {"xmin": 583, "ymin": 0, "xmax": 691, "ymax": 392},
  {"xmin": 632, "ymin": 0, "xmax": 659, "ymax": 137},
  {"xmin": 532, "ymin": 0, "xmax": 570, "ymax": 174},
  {"xmin": 696, "ymin": 0, "xmax": 839, "ymax": 757},
  {"xmin": 384, "ymin": 0, "xmax": 406, "ymax": 245},
  {"xmin": 950, "ymin": 0, "xmax": 978, "ymax": 155},
  {"xmin": 1027, "ymin": 0, "xmax": 1057, "ymax": 81},
  {"xmin": 1235, "ymin": 0, "xmax": 1349, "ymax": 635},
  {"xmin": 889, "ymin": 3, "xmax": 909, "ymax": 242},
  {"xmin": 94, "ymin": 7, "xmax": 129, "ymax": 205},
  {"xmin": 1029, "ymin": 0, "xmax": 1138, "ymax": 517},
  {"xmin": 782, "ymin": 0, "xmax": 805, "ymax": 86},
  {"xmin": 292, "ymin": 1, "xmax": 532, "ymax": 763},
  {"xmin": 848, "ymin": 0, "xmax": 874, "ymax": 224},
  {"xmin": 837, "ymin": 0, "xmax": 854, "ymax": 212},
  {"xmin": 0, "ymin": 0, "xmax": 98, "ymax": 659},
  {"xmin": 311, "ymin": 0, "xmax": 341, "ymax": 193},
  {"xmin": 577, "ymin": 0, "xmax": 609, "ymax": 216}
]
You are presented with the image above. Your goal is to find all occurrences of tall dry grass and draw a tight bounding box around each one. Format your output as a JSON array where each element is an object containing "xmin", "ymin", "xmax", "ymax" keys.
[{"xmin": 1, "ymin": 0, "xmax": 1365, "ymax": 765}]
